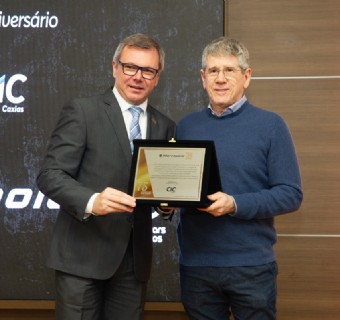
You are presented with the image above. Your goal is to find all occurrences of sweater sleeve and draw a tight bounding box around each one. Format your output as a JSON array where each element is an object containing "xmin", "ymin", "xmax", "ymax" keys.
[{"xmin": 232, "ymin": 116, "xmax": 303, "ymax": 220}]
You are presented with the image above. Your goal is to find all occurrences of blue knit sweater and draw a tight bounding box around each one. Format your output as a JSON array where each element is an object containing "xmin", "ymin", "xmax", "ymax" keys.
[{"xmin": 176, "ymin": 101, "xmax": 303, "ymax": 267}]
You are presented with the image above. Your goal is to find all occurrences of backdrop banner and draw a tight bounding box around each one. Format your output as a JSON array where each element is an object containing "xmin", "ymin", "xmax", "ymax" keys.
[{"xmin": 0, "ymin": 0, "xmax": 223, "ymax": 301}]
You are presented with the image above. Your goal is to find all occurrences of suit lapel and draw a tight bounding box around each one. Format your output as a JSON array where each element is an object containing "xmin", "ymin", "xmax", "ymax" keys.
[
  {"xmin": 146, "ymin": 105, "xmax": 160, "ymax": 139},
  {"xmin": 102, "ymin": 88, "xmax": 132, "ymax": 163},
  {"xmin": 102, "ymin": 92, "xmax": 168, "ymax": 163}
]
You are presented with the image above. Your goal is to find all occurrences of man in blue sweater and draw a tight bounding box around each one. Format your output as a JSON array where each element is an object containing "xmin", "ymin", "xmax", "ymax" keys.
[{"xmin": 176, "ymin": 37, "xmax": 303, "ymax": 320}]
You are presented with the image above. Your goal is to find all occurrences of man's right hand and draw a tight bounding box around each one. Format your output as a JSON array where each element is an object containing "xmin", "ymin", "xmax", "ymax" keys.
[{"xmin": 92, "ymin": 187, "xmax": 136, "ymax": 215}]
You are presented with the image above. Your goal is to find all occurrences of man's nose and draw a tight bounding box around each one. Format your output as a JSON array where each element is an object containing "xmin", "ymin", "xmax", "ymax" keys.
[
  {"xmin": 216, "ymin": 70, "xmax": 227, "ymax": 81},
  {"xmin": 133, "ymin": 69, "xmax": 143, "ymax": 80}
]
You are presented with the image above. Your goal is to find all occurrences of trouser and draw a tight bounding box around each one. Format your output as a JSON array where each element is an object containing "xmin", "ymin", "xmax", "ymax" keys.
[
  {"xmin": 55, "ymin": 242, "xmax": 146, "ymax": 320},
  {"xmin": 180, "ymin": 262, "xmax": 278, "ymax": 320}
]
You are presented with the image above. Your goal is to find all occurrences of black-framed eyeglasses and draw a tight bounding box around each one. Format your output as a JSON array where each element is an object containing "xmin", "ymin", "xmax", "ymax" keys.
[{"xmin": 118, "ymin": 61, "xmax": 159, "ymax": 80}]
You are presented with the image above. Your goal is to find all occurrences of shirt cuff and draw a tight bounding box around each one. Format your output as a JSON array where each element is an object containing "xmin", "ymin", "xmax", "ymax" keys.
[
  {"xmin": 229, "ymin": 196, "xmax": 238, "ymax": 216},
  {"xmin": 84, "ymin": 193, "xmax": 99, "ymax": 219}
]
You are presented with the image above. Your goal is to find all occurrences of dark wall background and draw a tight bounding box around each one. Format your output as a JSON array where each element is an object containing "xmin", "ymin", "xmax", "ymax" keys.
[{"xmin": 0, "ymin": 0, "xmax": 223, "ymax": 301}]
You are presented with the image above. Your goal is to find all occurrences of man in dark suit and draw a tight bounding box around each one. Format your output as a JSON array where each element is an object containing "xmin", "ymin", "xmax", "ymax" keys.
[{"xmin": 37, "ymin": 33, "xmax": 175, "ymax": 320}]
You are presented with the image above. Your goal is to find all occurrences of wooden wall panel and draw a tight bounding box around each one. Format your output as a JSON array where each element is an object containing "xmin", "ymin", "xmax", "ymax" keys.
[
  {"xmin": 0, "ymin": 302, "xmax": 189, "ymax": 320},
  {"xmin": 227, "ymin": 0, "xmax": 340, "ymax": 76},
  {"xmin": 276, "ymin": 237, "xmax": 340, "ymax": 320},
  {"xmin": 227, "ymin": 0, "xmax": 340, "ymax": 319},
  {"xmin": 247, "ymin": 79, "xmax": 340, "ymax": 234}
]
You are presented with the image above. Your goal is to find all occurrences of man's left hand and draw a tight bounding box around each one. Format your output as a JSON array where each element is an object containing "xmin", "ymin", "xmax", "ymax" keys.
[{"xmin": 198, "ymin": 192, "xmax": 235, "ymax": 217}]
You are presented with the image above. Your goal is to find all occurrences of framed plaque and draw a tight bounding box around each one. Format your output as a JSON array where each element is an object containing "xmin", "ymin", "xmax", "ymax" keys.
[{"xmin": 128, "ymin": 139, "xmax": 221, "ymax": 207}]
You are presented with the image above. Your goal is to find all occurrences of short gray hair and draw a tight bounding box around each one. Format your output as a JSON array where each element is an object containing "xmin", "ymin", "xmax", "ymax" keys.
[
  {"xmin": 202, "ymin": 36, "xmax": 250, "ymax": 71},
  {"xmin": 113, "ymin": 33, "xmax": 165, "ymax": 72}
]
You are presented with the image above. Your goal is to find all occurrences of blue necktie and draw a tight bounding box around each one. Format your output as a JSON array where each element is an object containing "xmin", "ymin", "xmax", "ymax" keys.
[{"xmin": 128, "ymin": 106, "xmax": 143, "ymax": 153}]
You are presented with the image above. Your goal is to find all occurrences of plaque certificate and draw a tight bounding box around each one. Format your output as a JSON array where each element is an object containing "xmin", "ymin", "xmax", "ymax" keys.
[{"xmin": 128, "ymin": 139, "xmax": 221, "ymax": 207}]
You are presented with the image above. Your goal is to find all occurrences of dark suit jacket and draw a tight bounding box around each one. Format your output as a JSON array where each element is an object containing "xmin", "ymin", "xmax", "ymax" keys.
[{"xmin": 37, "ymin": 88, "xmax": 176, "ymax": 281}]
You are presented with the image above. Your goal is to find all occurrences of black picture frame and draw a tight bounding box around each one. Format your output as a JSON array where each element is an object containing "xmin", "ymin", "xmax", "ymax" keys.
[{"xmin": 128, "ymin": 139, "xmax": 221, "ymax": 207}]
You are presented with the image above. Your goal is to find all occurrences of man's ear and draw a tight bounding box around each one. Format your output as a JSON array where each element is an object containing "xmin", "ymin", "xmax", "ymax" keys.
[
  {"xmin": 200, "ymin": 69, "xmax": 207, "ymax": 89},
  {"xmin": 112, "ymin": 61, "xmax": 117, "ymax": 78},
  {"xmin": 243, "ymin": 68, "xmax": 252, "ymax": 89}
]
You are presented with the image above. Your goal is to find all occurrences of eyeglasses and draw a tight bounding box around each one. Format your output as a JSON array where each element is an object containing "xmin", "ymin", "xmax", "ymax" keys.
[
  {"xmin": 205, "ymin": 67, "xmax": 243, "ymax": 79},
  {"xmin": 118, "ymin": 61, "xmax": 159, "ymax": 80}
]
